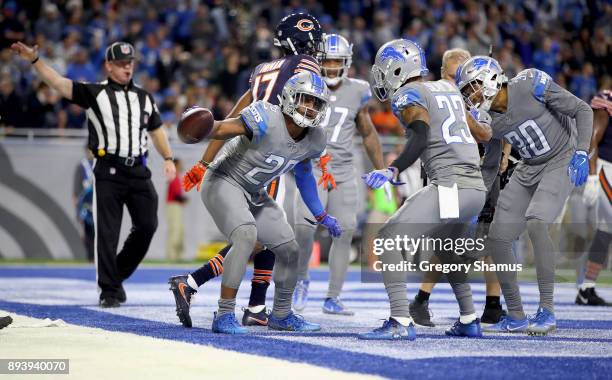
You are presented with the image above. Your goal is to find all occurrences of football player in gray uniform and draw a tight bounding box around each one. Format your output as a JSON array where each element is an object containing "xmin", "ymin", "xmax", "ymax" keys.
[
  {"xmin": 293, "ymin": 34, "xmax": 384, "ymax": 315},
  {"xmin": 199, "ymin": 71, "xmax": 342, "ymax": 334},
  {"xmin": 456, "ymin": 56, "xmax": 593, "ymax": 335},
  {"xmin": 359, "ymin": 39, "xmax": 489, "ymax": 340},
  {"xmin": 407, "ymin": 48, "xmax": 509, "ymax": 328}
]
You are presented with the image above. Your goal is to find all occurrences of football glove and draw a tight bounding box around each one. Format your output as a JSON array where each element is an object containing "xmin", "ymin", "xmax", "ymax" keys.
[
  {"xmin": 317, "ymin": 153, "xmax": 337, "ymax": 190},
  {"xmin": 362, "ymin": 167, "xmax": 403, "ymax": 189},
  {"xmin": 315, "ymin": 211, "xmax": 342, "ymax": 238},
  {"xmin": 183, "ymin": 161, "xmax": 207, "ymax": 192},
  {"xmin": 567, "ymin": 151, "xmax": 589, "ymax": 187}
]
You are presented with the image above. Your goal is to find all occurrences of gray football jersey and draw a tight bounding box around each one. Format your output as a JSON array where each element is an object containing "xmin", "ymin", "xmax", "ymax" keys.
[
  {"xmin": 211, "ymin": 101, "xmax": 327, "ymax": 195},
  {"xmin": 391, "ymin": 80, "xmax": 485, "ymax": 190},
  {"xmin": 490, "ymin": 69, "xmax": 577, "ymax": 166},
  {"xmin": 321, "ymin": 78, "xmax": 371, "ymax": 182}
]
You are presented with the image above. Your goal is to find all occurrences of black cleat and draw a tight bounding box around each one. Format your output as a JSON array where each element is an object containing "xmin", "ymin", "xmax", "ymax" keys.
[
  {"xmin": 242, "ymin": 307, "xmax": 269, "ymax": 326},
  {"xmin": 409, "ymin": 299, "xmax": 435, "ymax": 327},
  {"xmin": 99, "ymin": 297, "xmax": 120, "ymax": 308},
  {"xmin": 117, "ymin": 285, "xmax": 127, "ymax": 304},
  {"xmin": 168, "ymin": 275, "xmax": 196, "ymax": 327},
  {"xmin": 0, "ymin": 316, "xmax": 13, "ymax": 329},
  {"xmin": 480, "ymin": 307, "xmax": 507, "ymax": 325},
  {"xmin": 576, "ymin": 287, "xmax": 612, "ymax": 306}
]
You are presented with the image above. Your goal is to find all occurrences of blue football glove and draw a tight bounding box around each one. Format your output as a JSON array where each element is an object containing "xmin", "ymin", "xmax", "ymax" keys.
[
  {"xmin": 567, "ymin": 150, "xmax": 589, "ymax": 187},
  {"xmin": 315, "ymin": 212, "xmax": 342, "ymax": 238},
  {"xmin": 361, "ymin": 167, "xmax": 404, "ymax": 189}
]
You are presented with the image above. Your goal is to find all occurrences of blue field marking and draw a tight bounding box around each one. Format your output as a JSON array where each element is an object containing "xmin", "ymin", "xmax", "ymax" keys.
[
  {"xmin": 1, "ymin": 299, "xmax": 611, "ymax": 380},
  {"xmin": 2, "ymin": 267, "xmax": 611, "ymax": 379}
]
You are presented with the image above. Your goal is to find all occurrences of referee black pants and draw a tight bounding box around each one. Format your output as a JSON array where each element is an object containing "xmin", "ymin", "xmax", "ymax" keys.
[{"xmin": 93, "ymin": 159, "xmax": 158, "ymax": 300}]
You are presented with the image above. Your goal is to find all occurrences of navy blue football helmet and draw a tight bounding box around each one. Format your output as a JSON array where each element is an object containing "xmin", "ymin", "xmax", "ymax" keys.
[{"xmin": 274, "ymin": 13, "xmax": 324, "ymax": 57}]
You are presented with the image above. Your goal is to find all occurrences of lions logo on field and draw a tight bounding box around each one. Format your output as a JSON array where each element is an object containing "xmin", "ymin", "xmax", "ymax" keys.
[{"xmin": 295, "ymin": 19, "xmax": 315, "ymax": 32}]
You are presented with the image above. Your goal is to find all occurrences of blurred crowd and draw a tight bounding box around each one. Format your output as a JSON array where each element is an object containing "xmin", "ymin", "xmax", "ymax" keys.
[{"xmin": 0, "ymin": 0, "xmax": 610, "ymax": 134}]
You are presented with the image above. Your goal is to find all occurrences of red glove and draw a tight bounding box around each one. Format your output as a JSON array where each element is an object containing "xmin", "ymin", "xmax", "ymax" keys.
[
  {"xmin": 183, "ymin": 161, "xmax": 207, "ymax": 192},
  {"xmin": 317, "ymin": 153, "xmax": 337, "ymax": 190}
]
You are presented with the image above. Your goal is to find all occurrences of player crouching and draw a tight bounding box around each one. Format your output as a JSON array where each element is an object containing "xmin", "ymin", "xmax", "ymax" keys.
[{"xmin": 175, "ymin": 71, "xmax": 341, "ymax": 334}]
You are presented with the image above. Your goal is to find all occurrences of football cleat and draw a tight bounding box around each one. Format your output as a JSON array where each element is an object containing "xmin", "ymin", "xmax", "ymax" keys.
[
  {"xmin": 527, "ymin": 307, "xmax": 556, "ymax": 336},
  {"xmin": 212, "ymin": 312, "xmax": 248, "ymax": 334},
  {"xmin": 409, "ymin": 299, "xmax": 435, "ymax": 327},
  {"xmin": 268, "ymin": 312, "xmax": 321, "ymax": 332},
  {"xmin": 117, "ymin": 285, "xmax": 127, "ymax": 304},
  {"xmin": 322, "ymin": 297, "xmax": 354, "ymax": 316},
  {"xmin": 480, "ymin": 307, "xmax": 507, "ymax": 326},
  {"xmin": 445, "ymin": 318, "xmax": 483, "ymax": 337},
  {"xmin": 358, "ymin": 318, "xmax": 417, "ymax": 341},
  {"xmin": 0, "ymin": 316, "xmax": 13, "ymax": 329},
  {"xmin": 292, "ymin": 280, "xmax": 309, "ymax": 312},
  {"xmin": 168, "ymin": 275, "xmax": 196, "ymax": 328},
  {"xmin": 99, "ymin": 297, "xmax": 120, "ymax": 308},
  {"xmin": 242, "ymin": 307, "xmax": 269, "ymax": 326},
  {"xmin": 482, "ymin": 315, "xmax": 529, "ymax": 333},
  {"xmin": 576, "ymin": 287, "xmax": 612, "ymax": 306}
]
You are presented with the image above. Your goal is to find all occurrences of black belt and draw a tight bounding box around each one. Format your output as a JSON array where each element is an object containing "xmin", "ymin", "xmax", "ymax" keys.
[{"xmin": 99, "ymin": 154, "xmax": 146, "ymax": 167}]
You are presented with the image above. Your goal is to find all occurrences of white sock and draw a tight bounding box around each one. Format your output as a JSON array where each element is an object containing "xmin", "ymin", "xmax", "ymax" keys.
[
  {"xmin": 187, "ymin": 275, "xmax": 198, "ymax": 290},
  {"xmin": 248, "ymin": 304, "xmax": 265, "ymax": 313},
  {"xmin": 459, "ymin": 313, "xmax": 476, "ymax": 324},
  {"xmin": 390, "ymin": 316, "xmax": 413, "ymax": 326},
  {"xmin": 580, "ymin": 281, "xmax": 595, "ymax": 291}
]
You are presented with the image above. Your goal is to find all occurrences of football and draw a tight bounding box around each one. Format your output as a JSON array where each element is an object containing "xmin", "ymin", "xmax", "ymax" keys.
[{"xmin": 177, "ymin": 106, "xmax": 214, "ymax": 144}]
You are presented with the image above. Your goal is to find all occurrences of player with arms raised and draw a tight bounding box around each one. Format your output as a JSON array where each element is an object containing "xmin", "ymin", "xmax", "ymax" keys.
[
  {"xmin": 292, "ymin": 34, "xmax": 384, "ymax": 315},
  {"xmin": 359, "ymin": 39, "xmax": 489, "ymax": 340},
  {"xmin": 456, "ymin": 56, "xmax": 593, "ymax": 335},
  {"xmin": 169, "ymin": 13, "xmax": 325, "ymax": 328}
]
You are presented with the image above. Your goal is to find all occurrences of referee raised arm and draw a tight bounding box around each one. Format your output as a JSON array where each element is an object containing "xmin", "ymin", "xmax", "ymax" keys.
[{"xmin": 12, "ymin": 41, "xmax": 176, "ymax": 308}]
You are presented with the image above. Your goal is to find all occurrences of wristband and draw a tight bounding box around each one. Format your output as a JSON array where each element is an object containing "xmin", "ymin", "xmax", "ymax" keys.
[
  {"xmin": 31, "ymin": 56, "xmax": 39, "ymax": 64},
  {"xmin": 164, "ymin": 156, "xmax": 174, "ymax": 161},
  {"xmin": 199, "ymin": 159, "xmax": 210, "ymax": 168}
]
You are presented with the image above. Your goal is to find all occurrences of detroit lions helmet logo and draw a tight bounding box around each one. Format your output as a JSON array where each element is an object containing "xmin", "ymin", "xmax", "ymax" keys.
[{"xmin": 379, "ymin": 46, "xmax": 406, "ymax": 62}]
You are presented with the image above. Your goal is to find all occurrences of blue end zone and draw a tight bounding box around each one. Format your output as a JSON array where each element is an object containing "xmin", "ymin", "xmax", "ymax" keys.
[{"xmin": 1, "ymin": 266, "xmax": 611, "ymax": 379}]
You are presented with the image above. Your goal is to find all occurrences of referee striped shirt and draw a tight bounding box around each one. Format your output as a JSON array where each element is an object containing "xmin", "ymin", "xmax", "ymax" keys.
[{"xmin": 71, "ymin": 79, "xmax": 162, "ymax": 158}]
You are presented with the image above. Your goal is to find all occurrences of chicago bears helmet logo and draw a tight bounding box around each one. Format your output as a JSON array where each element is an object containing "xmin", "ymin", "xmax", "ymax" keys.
[{"xmin": 295, "ymin": 19, "xmax": 315, "ymax": 31}]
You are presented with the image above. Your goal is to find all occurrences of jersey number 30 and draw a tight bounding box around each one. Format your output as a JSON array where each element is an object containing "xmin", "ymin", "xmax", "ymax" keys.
[
  {"xmin": 504, "ymin": 120, "xmax": 551, "ymax": 159},
  {"xmin": 435, "ymin": 95, "xmax": 476, "ymax": 145}
]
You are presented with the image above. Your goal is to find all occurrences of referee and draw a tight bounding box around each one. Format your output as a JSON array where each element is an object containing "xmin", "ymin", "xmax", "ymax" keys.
[{"xmin": 11, "ymin": 41, "xmax": 176, "ymax": 308}]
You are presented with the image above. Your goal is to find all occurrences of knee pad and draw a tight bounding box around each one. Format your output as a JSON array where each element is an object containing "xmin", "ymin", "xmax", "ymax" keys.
[
  {"xmin": 230, "ymin": 224, "xmax": 257, "ymax": 250},
  {"xmin": 526, "ymin": 218, "xmax": 547, "ymax": 237},
  {"xmin": 271, "ymin": 240, "xmax": 299, "ymax": 263}
]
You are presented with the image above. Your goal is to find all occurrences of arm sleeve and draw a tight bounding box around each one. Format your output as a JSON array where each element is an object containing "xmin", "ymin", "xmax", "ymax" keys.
[
  {"xmin": 146, "ymin": 94, "xmax": 163, "ymax": 131},
  {"xmin": 70, "ymin": 82, "xmax": 100, "ymax": 109},
  {"xmin": 536, "ymin": 71, "xmax": 594, "ymax": 152},
  {"xmin": 390, "ymin": 119, "xmax": 429, "ymax": 173},
  {"xmin": 293, "ymin": 160, "xmax": 324, "ymax": 218},
  {"xmin": 481, "ymin": 139, "xmax": 502, "ymax": 192}
]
